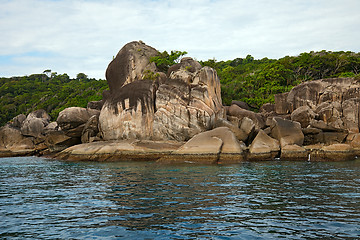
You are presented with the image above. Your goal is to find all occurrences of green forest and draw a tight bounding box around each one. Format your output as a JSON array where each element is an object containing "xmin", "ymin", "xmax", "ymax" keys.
[
  {"xmin": 0, "ymin": 72, "xmax": 108, "ymax": 126},
  {"xmin": 1, "ymin": 50, "xmax": 360, "ymax": 127}
]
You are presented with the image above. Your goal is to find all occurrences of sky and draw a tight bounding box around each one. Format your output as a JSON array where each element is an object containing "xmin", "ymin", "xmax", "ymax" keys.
[{"xmin": 1, "ymin": 0, "xmax": 360, "ymax": 79}]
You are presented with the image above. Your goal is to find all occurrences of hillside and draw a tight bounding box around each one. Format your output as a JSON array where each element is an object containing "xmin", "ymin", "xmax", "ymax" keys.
[
  {"xmin": 201, "ymin": 50, "xmax": 360, "ymax": 108},
  {"xmin": 0, "ymin": 72, "xmax": 108, "ymax": 126},
  {"xmin": 1, "ymin": 50, "xmax": 360, "ymax": 127}
]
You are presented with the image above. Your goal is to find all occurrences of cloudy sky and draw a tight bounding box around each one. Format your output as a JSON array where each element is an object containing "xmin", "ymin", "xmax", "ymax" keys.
[{"xmin": 1, "ymin": 0, "xmax": 359, "ymax": 79}]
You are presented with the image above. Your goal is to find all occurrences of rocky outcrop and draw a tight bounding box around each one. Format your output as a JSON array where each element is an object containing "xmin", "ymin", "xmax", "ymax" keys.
[
  {"xmin": 99, "ymin": 41, "xmax": 225, "ymax": 141},
  {"xmin": 0, "ymin": 125, "xmax": 35, "ymax": 157},
  {"xmin": 248, "ymin": 130, "xmax": 280, "ymax": 160},
  {"xmin": 157, "ymin": 127, "xmax": 245, "ymax": 164},
  {"xmin": 270, "ymin": 117, "xmax": 304, "ymax": 148}
]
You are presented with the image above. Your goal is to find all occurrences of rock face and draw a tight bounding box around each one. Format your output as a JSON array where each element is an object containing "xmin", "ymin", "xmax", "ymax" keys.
[
  {"xmin": 275, "ymin": 78, "xmax": 360, "ymax": 133},
  {"xmin": 157, "ymin": 127, "xmax": 245, "ymax": 164},
  {"xmin": 270, "ymin": 117, "xmax": 304, "ymax": 148},
  {"xmin": 248, "ymin": 130, "xmax": 280, "ymax": 160},
  {"xmin": 99, "ymin": 41, "xmax": 225, "ymax": 141},
  {"xmin": 0, "ymin": 125, "xmax": 35, "ymax": 156}
]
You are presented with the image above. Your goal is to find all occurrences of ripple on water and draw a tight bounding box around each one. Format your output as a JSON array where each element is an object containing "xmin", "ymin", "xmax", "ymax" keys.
[{"xmin": 0, "ymin": 157, "xmax": 360, "ymax": 239}]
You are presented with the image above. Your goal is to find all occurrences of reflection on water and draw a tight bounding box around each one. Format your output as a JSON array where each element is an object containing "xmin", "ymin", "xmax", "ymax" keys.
[{"xmin": 0, "ymin": 157, "xmax": 359, "ymax": 239}]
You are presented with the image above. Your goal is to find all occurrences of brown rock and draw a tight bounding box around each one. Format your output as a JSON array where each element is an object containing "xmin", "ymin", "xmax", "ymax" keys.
[
  {"xmin": 308, "ymin": 144, "xmax": 355, "ymax": 161},
  {"xmin": 10, "ymin": 114, "xmax": 26, "ymax": 128},
  {"xmin": 158, "ymin": 127, "xmax": 245, "ymax": 164},
  {"xmin": 270, "ymin": 117, "xmax": 304, "ymax": 148},
  {"xmin": 248, "ymin": 130, "xmax": 280, "ymax": 160},
  {"xmin": 290, "ymin": 106, "xmax": 316, "ymax": 128},
  {"xmin": 280, "ymin": 144, "xmax": 308, "ymax": 160},
  {"xmin": 228, "ymin": 104, "xmax": 265, "ymax": 129},
  {"xmin": 0, "ymin": 125, "xmax": 35, "ymax": 156},
  {"xmin": 105, "ymin": 41, "xmax": 159, "ymax": 94},
  {"xmin": 45, "ymin": 130, "xmax": 81, "ymax": 153},
  {"xmin": 57, "ymin": 107, "xmax": 99, "ymax": 132},
  {"xmin": 231, "ymin": 100, "xmax": 250, "ymax": 110},
  {"xmin": 81, "ymin": 115, "xmax": 100, "ymax": 143}
]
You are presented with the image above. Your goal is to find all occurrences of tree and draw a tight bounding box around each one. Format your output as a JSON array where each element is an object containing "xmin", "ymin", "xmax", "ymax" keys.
[{"xmin": 150, "ymin": 50, "xmax": 188, "ymax": 72}]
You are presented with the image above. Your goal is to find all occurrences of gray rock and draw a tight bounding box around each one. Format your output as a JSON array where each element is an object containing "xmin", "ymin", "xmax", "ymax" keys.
[{"xmin": 270, "ymin": 117, "xmax": 304, "ymax": 148}]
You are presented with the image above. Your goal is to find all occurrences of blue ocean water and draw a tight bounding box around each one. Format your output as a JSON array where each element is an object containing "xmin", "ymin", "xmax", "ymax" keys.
[{"xmin": 0, "ymin": 156, "xmax": 359, "ymax": 239}]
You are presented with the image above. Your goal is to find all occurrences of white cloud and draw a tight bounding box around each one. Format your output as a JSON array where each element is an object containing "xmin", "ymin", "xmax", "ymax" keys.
[{"xmin": 0, "ymin": 0, "xmax": 360, "ymax": 79}]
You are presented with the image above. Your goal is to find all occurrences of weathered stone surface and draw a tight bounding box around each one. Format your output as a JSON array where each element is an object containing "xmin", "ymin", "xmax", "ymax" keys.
[
  {"xmin": 248, "ymin": 130, "xmax": 280, "ymax": 160},
  {"xmin": 215, "ymin": 118, "xmax": 248, "ymax": 142},
  {"xmin": 45, "ymin": 130, "xmax": 81, "ymax": 153},
  {"xmin": 20, "ymin": 110, "xmax": 51, "ymax": 138},
  {"xmin": 307, "ymin": 144, "xmax": 355, "ymax": 161},
  {"xmin": 167, "ymin": 57, "xmax": 202, "ymax": 77},
  {"xmin": 274, "ymin": 92, "xmax": 290, "ymax": 114},
  {"xmin": 0, "ymin": 125, "xmax": 34, "ymax": 156},
  {"xmin": 280, "ymin": 144, "xmax": 308, "ymax": 160},
  {"xmin": 57, "ymin": 107, "xmax": 99, "ymax": 131},
  {"xmin": 260, "ymin": 103, "xmax": 275, "ymax": 114},
  {"xmin": 291, "ymin": 106, "xmax": 316, "ymax": 128},
  {"xmin": 153, "ymin": 66, "xmax": 225, "ymax": 141},
  {"xmin": 342, "ymin": 98, "xmax": 360, "ymax": 133},
  {"xmin": 106, "ymin": 41, "xmax": 158, "ymax": 94},
  {"xmin": 10, "ymin": 114, "xmax": 26, "ymax": 128},
  {"xmin": 87, "ymin": 100, "xmax": 104, "ymax": 111},
  {"xmin": 228, "ymin": 104, "xmax": 265, "ymax": 129},
  {"xmin": 55, "ymin": 140, "xmax": 183, "ymax": 161},
  {"xmin": 158, "ymin": 127, "xmax": 244, "ymax": 164},
  {"xmin": 100, "ymin": 80, "xmax": 157, "ymax": 140},
  {"xmin": 81, "ymin": 115, "xmax": 100, "ymax": 143},
  {"xmin": 270, "ymin": 117, "xmax": 304, "ymax": 148},
  {"xmin": 231, "ymin": 100, "xmax": 250, "ymax": 110}
]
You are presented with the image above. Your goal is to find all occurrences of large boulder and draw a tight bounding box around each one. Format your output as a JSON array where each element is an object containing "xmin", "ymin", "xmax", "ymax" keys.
[
  {"xmin": 9, "ymin": 114, "xmax": 26, "ymax": 128},
  {"xmin": 153, "ymin": 67, "xmax": 224, "ymax": 141},
  {"xmin": 57, "ymin": 107, "xmax": 99, "ymax": 138},
  {"xmin": 270, "ymin": 117, "xmax": 304, "ymax": 148},
  {"xmin": 158, "ymin": 127, "xmax": 245, "ymax": 164},
  {"xmin": 248, "ymin": 130, "xmax": 280, "ymax": 160},
  {"xmin": 290, "ymin": 106, "xmax": 316, "ymax": 128},
  {"xmin": 81, "ymin": 115, "xmax": 100, "ymax": 143},
  {"xmin": 45, "ymin": 130, "xmax": 81, "ymax": 153},
  {"xmin": 0, "ymin": 125, "xmax": 34, "ymax": 156},
  {"xmin": 99, "ymin": 42, "xmax": 225, "ymax": 141},
  {"xmin": 228, "ymin": 104, "xmax": 265, "ymax": 129},
  {"xmin": 20, "ymin": 109, "xmax": 51, "ymax": 137},
  {"xmin": 106, "ymin": 41, "xmax": 159, "ymax": 93}
]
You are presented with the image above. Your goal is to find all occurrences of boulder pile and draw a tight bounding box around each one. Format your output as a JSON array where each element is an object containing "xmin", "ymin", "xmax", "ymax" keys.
[{"xmin": 2, "ymin": 41, "xmax": 360, "ymax": 163}]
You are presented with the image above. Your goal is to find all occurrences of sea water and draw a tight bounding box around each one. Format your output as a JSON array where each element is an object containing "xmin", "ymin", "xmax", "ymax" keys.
[{"xmin": 0, "ymin": 156, "xmax": 359, "ymax": 239}]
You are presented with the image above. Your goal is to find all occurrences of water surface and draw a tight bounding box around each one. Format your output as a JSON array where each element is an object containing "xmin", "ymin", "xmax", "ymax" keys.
[{"xmin": 1, "ymin": 157, "xmax": 359, "ymax": 239}]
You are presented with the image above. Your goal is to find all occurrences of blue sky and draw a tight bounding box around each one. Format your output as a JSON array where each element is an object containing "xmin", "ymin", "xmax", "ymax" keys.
[{"xmin": 1, "ymin": 0, "xmax": 360, "ymax": 79}]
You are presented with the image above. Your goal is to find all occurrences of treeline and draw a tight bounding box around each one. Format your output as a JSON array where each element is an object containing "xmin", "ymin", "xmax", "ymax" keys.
[
  {"xmin": 201, "ymin": 50, "xmax": 360, "ymax": 108},
  {"xmin": 0, "ymin": 71, "xmax": 108, "ymax": 126}
]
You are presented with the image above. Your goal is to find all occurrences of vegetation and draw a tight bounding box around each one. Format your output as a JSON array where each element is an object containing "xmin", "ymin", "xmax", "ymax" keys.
[
  {"xmin": 0, "ymin": 71, "xmax": 108, "ymax": 126},
  {"xmin": 201, "ymin": 51, "xmax": 360, "ymax": 108},
  {"xmin": 150, "ymin": 50, "xmax": 188, "ymax": 72},
  {"xmin": 1, "ymin": 50, "xmax": 360, "ymax": 127}
]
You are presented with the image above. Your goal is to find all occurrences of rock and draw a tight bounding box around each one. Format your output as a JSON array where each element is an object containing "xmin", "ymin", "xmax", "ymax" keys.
[
  {"xmin": 106, "ymin": 41, "xmax": 159, "ymax": 93},
  {"xmin": 27, "ymin": 109, "xmax": 51, "ymax": 122},
  {"xmin": 307, "ymin": 144, "xmax": 355, "ymax": 161},
  {"xmin": 153, "ymin": 66, "xmax": 225, "ymax": 141},
  {"xmin": 315, "ymin": 102, "xmax": 344, "ymax": 130},
  {"xmin": 228, "ymin": 104, "xmax": 265, "ymax": 129},
  {"xmin": 55, "ymin": 140, "xmax": 183, "ymax": 161},
  {"xmin": 20, "ymin": 110, "xmax": 51, "ymax": 137},
  {"xmin": 44, "ymin": 122, "xmax": 58, "ymax": 133},
  {"xmin": 274, "ymin": 92, "xmax": 290, "ymax": 114},
  {"xmin": 21, "ymin": 117, "xmax": 46, "ymax": 137},
  {"xmin": 260, "ymin": 103, "xmax": 275, "ymax": 114},
  {"xmin": 10, "ymin": 114, "xmax": 26, "ymax": 128},
  {"xmin": 342, "ymin": 98, "xmax": 360, "ymax": 133},
  {"xmin": 87, "ymin": 100, "xmax": 104, "ymax": 111},
  {"xmin": 231, "ymin": 100, "xmax": 250, "ymax": 110},
  {"xmin": 248, "ymin": 130, "xmax": 280, "ymax": 160},
  {"xmin": 167, "ymin": 57, "xmax": 202, "ymax": 77},
  {"xmin": 45, "ymin": 130, "xmax": 81, "ymax": 153},
  {"xmin": 291, "ymin": 106, "xmax": 316, "ymax": 128},
  {"xmin": 158, "ymin": 127, "xmax": 245, "ymax": 164},
  {"xmin": 99, "ymin": 79, "xmax": 157, "ymax": 140},
  {"xmin": 57, "ymin": 107, "xmax": 99, "ymax": 131},
  {"xmin": 309, "ymin": 119, "xmax": 343, "ymax": 132},
  {"xmin": 100, "ymin": 42, "xmax": 225, "ymax": 141},
  {"xmin": 81, "ymin": 115, "xmax": 100, "ymax": 143},
  {"xmin": 0, "ymin": 125, "xmax": 35, "ymax": 156},
  {"xmin": 270, "ymin": 117, "xmax": 304, "ymax": 148},
  {"xmin": 214, "ymin": 118, "xmax": 248, "ymax": 142},
  {"xmin": 280, "ymin": 144, "xmax": 308, "ymax": 160}
]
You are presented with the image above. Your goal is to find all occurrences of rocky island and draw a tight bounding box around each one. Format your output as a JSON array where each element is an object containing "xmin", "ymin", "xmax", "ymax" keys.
[{"xmin": 1, "ymin": 41, "xmax": 360, "ymax": 163}]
